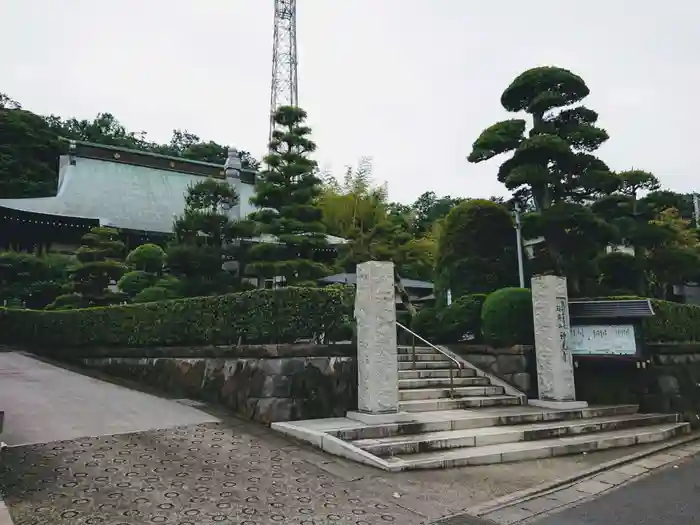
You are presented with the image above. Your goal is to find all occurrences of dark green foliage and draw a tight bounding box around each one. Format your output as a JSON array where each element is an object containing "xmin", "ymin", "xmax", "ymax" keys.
[
  {"xmin": 132, "ymin": 286, "xmax": 176, "ymax": 304},
  {"xmin": 0, "ymin": 286, "xmax": 355, "ymax": 348},
  {"xmin": 66, "ymin": 227, "xmax": 127, "ymax": 307},
  {"xmin": 437, "ymin": 294, "xmax": 487, "ymax": 343},
  {"xmin": 126, "ymin": 244, "xmax": 165, "ymax": 274},
  {"xmin": 410, "ymin": 307, "xmax": 439, "ymax": 341},
  {"xmin": 168, "ymin": 178, "xmax": 253, "ymax": 296},
  {"xmin": 247, "ymin": 106, "xmax": 331, "ymax": 285},
  {"xmin": 0, "ymin": 251, "xmax": 73, "ymax": 308},
  {"xmin": 643, "ymin": 300, "xmax": 700, "ymax": 343},
  {"xmin": 436, "ymin": 199, "xmax": 518, "ymax": 300},
  {"xmin": 0, "ymin": 106, "xmax": 64, "ymax": 198},
  {"xmin": 481, "ymin": 288, "xmax": 534, "ymax": 346},
  {"xmin": 117, "ymin": 271, "xmax": 156, "ymax": 297},
  {"xmin": 596, "ymin": 251, "xmax": 643, "ymax": 295}
]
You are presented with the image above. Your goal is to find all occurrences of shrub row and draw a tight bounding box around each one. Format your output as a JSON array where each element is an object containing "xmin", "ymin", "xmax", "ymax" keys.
[
  {"xmin": 643, "ymin": 299, "xmax": 700, "ymax": 343},
  {"xmin": 0, "ymin": 286, "xmax": 355, "ymax": 348}
]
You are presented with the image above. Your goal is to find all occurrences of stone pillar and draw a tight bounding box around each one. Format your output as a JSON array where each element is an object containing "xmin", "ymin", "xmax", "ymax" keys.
[
  {"xmin": 354, "ymin": 261, "xmax": 399, "ymax": 414},
  {"xmin": 530, "ymin": 275, "xmax": 587, "ymax": 408}
]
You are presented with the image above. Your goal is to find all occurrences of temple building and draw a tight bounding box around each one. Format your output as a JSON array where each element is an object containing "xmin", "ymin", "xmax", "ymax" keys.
[{"xmin": 0, "ymin": 140, "xmax": 345, "ymax": 256}]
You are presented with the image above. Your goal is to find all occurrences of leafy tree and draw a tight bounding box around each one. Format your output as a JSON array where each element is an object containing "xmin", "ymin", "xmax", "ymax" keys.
[
  {"xmin": 468, "ymin": 66, "xmax": 618, "ymax": 283},
  {"xmin": 436, "ymin": 199, "xmax": 519, "ymax": 300},
  {"xmin": 0, "ymin": 105, "xmax": 63, "ymax": 198},
  {"xmin": 595, "ymin": 251, "xmax": 643, "ymax": 296},
  {"xmin": 246, "ymin": 106, "xmax": 331, "ymax": 286},
  {"xmin": 409, "ymin": 191, "xmax": 464, "ymax": 237}
]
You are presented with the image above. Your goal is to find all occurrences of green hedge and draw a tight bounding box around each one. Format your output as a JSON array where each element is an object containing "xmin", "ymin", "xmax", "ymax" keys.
[
  {"xmin": 0, "ymin": 286, "xmax": 355, "ymax": 348},
  {"xmin": 644, "ymin": 299, "xmax": 700, "ymax": 343},
  {"xmin": 481, "ymin": 287, "xmax": 534, "ymax": 347}
]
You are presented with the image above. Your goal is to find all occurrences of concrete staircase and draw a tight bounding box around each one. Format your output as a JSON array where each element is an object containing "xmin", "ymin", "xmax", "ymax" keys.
[{"xmin": 272, "ymin": 345, "xmax": 690, "ymax": 471}]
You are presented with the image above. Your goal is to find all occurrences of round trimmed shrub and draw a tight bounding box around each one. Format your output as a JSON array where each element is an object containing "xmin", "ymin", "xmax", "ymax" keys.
[
  {"xmin": 437, "ymin": 294, "xmax": 487, "ymax": 343},
  {"xmin": 481, "ymin": 287, "xmax": 534, "ymax": 346}
]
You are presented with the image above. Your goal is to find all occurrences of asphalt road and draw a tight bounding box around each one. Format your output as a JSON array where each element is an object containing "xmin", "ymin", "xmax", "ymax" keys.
[{"xmin": 532, "ymin": 453, "xmax": 700, "ymax": 525}]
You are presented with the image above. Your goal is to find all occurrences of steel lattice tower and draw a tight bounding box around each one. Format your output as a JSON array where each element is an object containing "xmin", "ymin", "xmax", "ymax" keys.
[{"xmin": 269, "ymin": 0, "xmax": 298, "ymax": 143}]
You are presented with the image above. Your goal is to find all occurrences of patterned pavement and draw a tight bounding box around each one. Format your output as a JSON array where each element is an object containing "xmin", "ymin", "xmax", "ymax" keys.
[{"xmin": 0, "ymin": 422, "xmax": 425, "ymax": 525}]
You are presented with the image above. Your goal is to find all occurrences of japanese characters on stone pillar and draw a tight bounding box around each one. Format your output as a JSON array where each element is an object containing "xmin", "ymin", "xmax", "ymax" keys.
[
  {"xmin": 354, "ymin": 261, "xmax": 399, "ymax": 414},
  {"xmin": 531, "ymin": 275, "xmax": 581, "ymax": 405}
]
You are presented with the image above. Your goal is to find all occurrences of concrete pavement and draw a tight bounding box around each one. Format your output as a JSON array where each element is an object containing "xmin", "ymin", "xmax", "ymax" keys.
[
  {"xmin": 529, "ymin": 452, "xmax": 700, "ymax": 525},
  {"xmin": 0, "ymin": 352, "xmax": 217, "ymax": 446}
]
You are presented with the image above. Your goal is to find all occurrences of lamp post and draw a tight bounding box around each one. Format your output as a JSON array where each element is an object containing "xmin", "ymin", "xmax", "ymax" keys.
[{"xmin": 514, "ymin": 202, "xmax": 526, "ymax": 288}]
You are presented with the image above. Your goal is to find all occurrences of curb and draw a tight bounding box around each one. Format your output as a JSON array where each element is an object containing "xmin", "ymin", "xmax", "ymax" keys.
[{"xmin": 463, "ymin": 430, "xmax": 700, "ymax": 518}]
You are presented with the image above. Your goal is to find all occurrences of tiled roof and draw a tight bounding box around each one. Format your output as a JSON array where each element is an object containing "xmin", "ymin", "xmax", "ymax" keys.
[{"xmin": 0, "ymin": 156, "xmax": 232, "ymax": 234}]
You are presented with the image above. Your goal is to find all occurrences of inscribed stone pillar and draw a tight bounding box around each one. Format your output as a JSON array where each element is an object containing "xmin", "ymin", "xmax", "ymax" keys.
[
  {"xmin": 531, "ymin": 275, "xmax": 577, "ymax": 403},
  {"xmin": 354, "ymin": 261, "xmax": 399, "ymax": 414}
]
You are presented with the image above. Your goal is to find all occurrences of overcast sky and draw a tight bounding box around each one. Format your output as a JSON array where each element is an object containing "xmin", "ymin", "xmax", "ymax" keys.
[{"xmin": 2, "ymin": 1, "xmax": 698, "ymax": 204}]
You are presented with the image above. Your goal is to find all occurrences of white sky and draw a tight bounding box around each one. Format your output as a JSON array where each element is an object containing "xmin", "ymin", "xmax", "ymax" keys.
[{"xmin": 2, "ymin": 0, "xmax": 699, "ymax": 203}]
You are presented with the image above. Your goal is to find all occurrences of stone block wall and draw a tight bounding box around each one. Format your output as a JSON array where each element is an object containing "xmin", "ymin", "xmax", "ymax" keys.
[
  {"xmin": 72, "ymin": 344, "xmax": 357, "ymax": 424},
  {"xmin": 573, "ymin": 343, "xmax": 700, "ymax": 428},
  {"xmin": 446, "ymin": 344, "xmax": 535, "ymax": 397}
]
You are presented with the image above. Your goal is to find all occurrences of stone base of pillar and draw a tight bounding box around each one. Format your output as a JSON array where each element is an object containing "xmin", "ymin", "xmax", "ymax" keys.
[
  {"xmin": 528, "ymin": 399, "xmax": 589, "ymax": 410},
  {"xmin": 346, "ymin": 410, "xmax": 414, "ymax": 425}
]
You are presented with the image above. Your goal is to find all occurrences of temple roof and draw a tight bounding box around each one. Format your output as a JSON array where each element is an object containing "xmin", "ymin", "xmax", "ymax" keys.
[
  {"xmin": 0, "ymin": 141, "xmax": 347, "ymax": 245},
  {"xmin": 0, "ymin": 155, "xmax": 237, "ymax": 234}
]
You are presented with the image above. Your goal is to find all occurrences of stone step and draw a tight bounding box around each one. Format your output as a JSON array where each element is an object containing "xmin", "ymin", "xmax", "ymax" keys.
[
  {"xmin": 399, "ymin": 385, "xmax": 504, "ymax": 401},
  {"xmin": 330, "ymin": 405, "xmax": 641, "ymax": 441},
  {"xmin": 399, "ymin": 395, "xmax": 522, "ymax": 412},
  {"xmin": 384, "ymin": 422, "xmax": 691, "ymax": 469},
  {"xmin": 398, "ymin": 361, "xmax": 456, "ymax": 370},
  {"xmin": 352, "ymin": 413, "xmax": 682, "ymax": 456},
  {"xmin": 398, "ymin": 346, "xmax": 439, "ymax": 354},
  {"xmin": 399, "ymin": 369, "xmax": 476, "ymax": 379},
  {"xmin": 398, "ymin": 353, "xmax": 451, "ymax": 362},
  {"xmin": 399, "ymin": 377, "xmax": 490, "ymax": 389}
]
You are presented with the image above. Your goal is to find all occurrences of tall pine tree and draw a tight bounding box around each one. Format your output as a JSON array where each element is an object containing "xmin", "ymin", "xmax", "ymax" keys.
[{"xmin": 246, "ymin": 106, "xmax": 331, "ymax": 287}]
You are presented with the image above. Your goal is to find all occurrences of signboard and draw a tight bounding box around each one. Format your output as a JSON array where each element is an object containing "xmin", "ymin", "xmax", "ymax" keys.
[{"xmin": 568, "ymin": 324, "xmax": 637, "ymax": 356}]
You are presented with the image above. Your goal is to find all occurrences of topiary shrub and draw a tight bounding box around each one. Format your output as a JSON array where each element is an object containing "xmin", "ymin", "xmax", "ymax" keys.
[
  {"xmin": 126, "ymin": 243, "xmax": 166, "ymax": 274},
  {"xmin": 435, "ymin": 199, "xmax": 519, "ymax": 301},
  {"xmin": 437, "ymin": 294, "xmax": 487, "ymax": 343},
  {"xmin": 481, "ymin": 287, "xmax": 534, "ymax": 346},
  {"xmin": 118, "ymin": 271, "xmax": 157, "ymax": 297},
  {"xmin": 0, "ymin": 286, "xmax": 356, "ymax": 348}
]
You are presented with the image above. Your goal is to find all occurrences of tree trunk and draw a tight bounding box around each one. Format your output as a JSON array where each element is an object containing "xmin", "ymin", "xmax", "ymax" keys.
[{"xmin": 393, "ymin": 265, "xmax": 416, "ymax": 317}]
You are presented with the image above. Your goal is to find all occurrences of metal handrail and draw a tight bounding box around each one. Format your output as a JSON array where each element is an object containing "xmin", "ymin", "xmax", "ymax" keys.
[{"xmin": 396, "ymin": 321, "xmax": 462, "ymax": 398}]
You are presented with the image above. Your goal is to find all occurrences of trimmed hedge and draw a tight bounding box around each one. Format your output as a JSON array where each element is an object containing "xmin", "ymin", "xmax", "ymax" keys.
[
  {"xmin": 0, "ymin": 286, "xmax": 355, "ymax": 348},
  {"xmin": 481, "ymin": 287, "xmax": 534, "ymax": 347},
  {"xmin": 644, "ymin": 299, "xmax": 700, "ymax": 343}
]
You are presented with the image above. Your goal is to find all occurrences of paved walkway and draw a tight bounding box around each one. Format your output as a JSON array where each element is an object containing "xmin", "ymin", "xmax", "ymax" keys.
[
  {"xmin": 0, "ymin": 352, "xmax": 216, "ymax": 446},
  {"xmin": 0, "ymin": 353, "xmax": 425, "ymax": 524}
]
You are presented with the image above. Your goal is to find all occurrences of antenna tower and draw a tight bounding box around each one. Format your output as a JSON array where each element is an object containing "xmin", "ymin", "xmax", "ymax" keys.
[{"xmin": 269, "ymin": 0, "xmax": 298, "ymax": 143}]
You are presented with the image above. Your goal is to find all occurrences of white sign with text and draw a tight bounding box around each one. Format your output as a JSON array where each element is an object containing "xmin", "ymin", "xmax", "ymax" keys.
[{"xmin": 568, "ymin": 324, "xmax": 637, "ymax": 356}]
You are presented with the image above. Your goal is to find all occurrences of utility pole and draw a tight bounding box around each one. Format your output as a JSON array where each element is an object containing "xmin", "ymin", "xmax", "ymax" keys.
[
  {"xmin": 693, "ymin": 193, "xmax": 700, "ymax": 229},
  {"xmin": 514, "ymin": 202, "xmax": 526, "ymax": 288}
]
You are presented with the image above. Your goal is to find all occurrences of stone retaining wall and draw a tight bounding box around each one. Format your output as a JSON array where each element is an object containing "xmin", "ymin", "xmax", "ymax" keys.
[
  {"xmin": 73, "ymin": 345, "xmax": 356, "ymax": 424},
  {"xmin": 573, "ymin": 343, "xmax": 700, "ymax": 428},
  {"xmin": 447, "ymin": 344, "xmax": 535, "ymax": 396}
]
